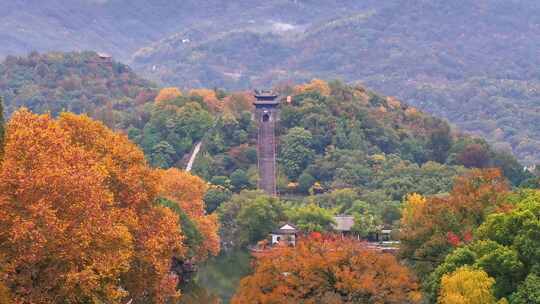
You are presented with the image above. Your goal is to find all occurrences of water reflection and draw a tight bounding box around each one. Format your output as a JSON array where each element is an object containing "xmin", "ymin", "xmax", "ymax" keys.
[{"xmin": 181, "ymin": 249, "xmax": 252, "ymax": 304}]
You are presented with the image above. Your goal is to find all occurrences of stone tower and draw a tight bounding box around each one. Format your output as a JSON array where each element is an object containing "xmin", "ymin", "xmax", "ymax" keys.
[{"xmin": 253, "ymin": 90, "xmax": 279, "ymax": 196}]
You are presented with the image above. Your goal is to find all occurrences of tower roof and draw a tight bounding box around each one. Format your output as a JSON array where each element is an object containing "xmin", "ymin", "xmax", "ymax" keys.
[
  {"xmin": 254, "ymin": 89, "xmax": 279, "ymax": 105},
  {"xmin": 97, "ymin": 52, "xmax": 112, "ymax": 59}
]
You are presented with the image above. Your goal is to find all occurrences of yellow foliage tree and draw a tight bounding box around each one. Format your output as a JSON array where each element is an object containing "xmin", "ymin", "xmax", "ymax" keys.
[
  {"xmin": 189, "ymin": 88, "xmax": 217, "ymax": 101},
  {"xmin": 402, "ymin": 193, "xmax": 427, "ymax": 223},
  {"xmin": 438, "ymin": 266, "xmax": 505, "ymax": 304},
  {"xmin": 155, "ymin": 87, "xmax": 182, "ymax": 104},
  {"xmin": 0, "ymin": 110, "xmax": 184, "ymax": 303},
  {"xmin": 294, "ymin": 79, "xmax": 332, "ymax": 97}
]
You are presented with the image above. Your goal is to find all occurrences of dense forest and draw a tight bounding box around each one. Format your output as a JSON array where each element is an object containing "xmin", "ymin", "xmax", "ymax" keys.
[
  {"xmin": 1, "ymin": 50, "xmax": 540, "ymax": 303},
  {"xmin": 0, "ymin": 109, "xmax": 219, "ymax": 303},
  {"xmin": 0, "ymin": 78, "xmax": 539, "ymax": 303},
  {"xmin": 125, "ymin": 79, "xmax": 534, "ymax": 252},
  {"xmin": 0, "ymin": 51, "xmax": 157, "ymax": 128}
]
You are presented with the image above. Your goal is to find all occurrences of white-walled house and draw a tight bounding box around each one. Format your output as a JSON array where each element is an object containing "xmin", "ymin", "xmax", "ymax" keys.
[{"xmin": 270, "ymin": 223, "xmax": 298, "ymax": 246}]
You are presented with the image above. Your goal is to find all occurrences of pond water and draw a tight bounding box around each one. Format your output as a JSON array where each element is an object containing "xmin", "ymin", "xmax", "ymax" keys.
[{"xmin": 180, "ymin": 249, "xmax": 253, "ymax": 304}]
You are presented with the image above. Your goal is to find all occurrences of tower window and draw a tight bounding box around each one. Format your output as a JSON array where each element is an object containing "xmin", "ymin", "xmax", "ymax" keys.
[{"xmin": 262, "ymin": 113, "xmax": 270, "ymax": 122}]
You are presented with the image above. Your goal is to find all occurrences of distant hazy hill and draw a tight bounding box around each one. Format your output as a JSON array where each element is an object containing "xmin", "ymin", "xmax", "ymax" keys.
[
  {"xmin": 1, "ymin": 0, "xmax": 189, "ymax": 60},
  {"xmin": 2, "ymin": 0, "xmax": 540, "ymax": 164},
  {"xmin": 0, "ymin": 0, "xmax": 369, "ymax": 61}
]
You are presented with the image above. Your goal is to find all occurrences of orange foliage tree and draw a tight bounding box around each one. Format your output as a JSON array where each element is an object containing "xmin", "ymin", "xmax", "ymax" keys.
[
  {"xmin": 0, "ymin": 110, "xmax": 184, "ymax": 303},
  {"xmin": 223, "ymin": 92, "xmax": 253, "ymax": 116},
  {"xmin": 400, "ymin": 169, "xmax": 510, "ymax": 276},
  {"xmin": 294, "ymin": 79, "xmax": 332, "ymax": 97},
  {"xmin": 189, "ymin": 88, "xmax": 222, "ymax": 113},
  {"xmin": 0, "ymin": 281, "xmax": 10, "ymax": 304},
  {"xmin": 158, "ymin": 168, "xmax": 220, "ymax": 261},
  {"xmin": 232, "ymin": 237, "xmax": 422, "ymax": 304},
  {"xmin": 155, "ymin": 87, "xmax": 182, "ymax": 104}
]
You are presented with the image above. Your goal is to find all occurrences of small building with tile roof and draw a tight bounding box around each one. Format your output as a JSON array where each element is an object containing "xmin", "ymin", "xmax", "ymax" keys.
[
  {"xmin": 332, "ymin": 215, "xmax": 355, "ymax": 232},
  {"xmin": 270, "ymin": 223, "xmax": 297, "ymax": 246}
]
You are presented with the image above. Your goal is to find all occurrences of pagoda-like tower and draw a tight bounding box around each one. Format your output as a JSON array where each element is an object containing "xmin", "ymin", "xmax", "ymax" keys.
[{"xmin": 253, "ymin": 90, "xmax": 279, "ymax": 196}]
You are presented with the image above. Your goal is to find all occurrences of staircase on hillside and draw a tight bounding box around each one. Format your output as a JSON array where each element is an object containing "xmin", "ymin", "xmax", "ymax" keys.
[{"xmin": 253, "ymin": 90, "xmax": 280, "ymax": 196}]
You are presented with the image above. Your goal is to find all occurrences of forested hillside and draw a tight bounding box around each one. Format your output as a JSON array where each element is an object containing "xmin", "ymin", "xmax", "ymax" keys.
[
  {"xmin": 123, "ymin": 80, "xmax": 534, "ymax": 257},
  {"xmin": 0, "ymin": 51, "xmax": 532, "ymax": 214},
  {"xmin": 0, "ymin": 51, "xmax": 157, "ymax": 128},
  {"xmin": 126, "ymin": 80, "xmax": 539, "ymax": 303},
  {"xmin": 0, "ymin": 52, "xmax": 530, "ymax": 202},
  {"xmin": 3, "ymin": 1, "xmax": 540, "ymax": 164}
]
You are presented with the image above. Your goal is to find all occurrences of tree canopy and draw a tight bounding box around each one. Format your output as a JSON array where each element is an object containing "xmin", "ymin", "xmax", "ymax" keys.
[
  {"xmin": 399, "ymin": 169, "xmax": 510, "ymax": 278},
  {"xmin": 438, "ymin": 266, "xmax": 504, "ymax": 304},
  {"xmin": 0, "ymin": 110, "xmax": 219, "ymax": 303},
  {"xmin": 232, "ymin": 237, "xmax": 422, "ymax": 304}
]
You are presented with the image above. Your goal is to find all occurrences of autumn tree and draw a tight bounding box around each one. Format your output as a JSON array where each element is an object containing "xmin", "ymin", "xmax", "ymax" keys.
[
  {"xmin": 425, "ymin": 191, "xmax": 540, "ymax": 303},
  {"xmin": 456, "ymin": 143, "xmax": 491, "ymax": 168},
  {"xmin": 426, "ymin": 240, "xmax": 523, "ymax": 302},
  {"xmin": 155, "ymin": 87, "xmax": 182, "ymax": 104},
  {"xmin": 0, "ymin": 281, "xmax": 10, "ymax": 304},
  {"xmin": 0, "ymin": 110, "xmax": 183, "ymax": 303},
  {"xmin": 189, "ymin": 88, "xmax": 217, "ymax": 101},
  {"xmin": 158, "ymin": 168, "xmax": 220, "ymax": 261},
  {"xmin": 294, "ymin": 79, "xmax": 332, "ymax": 97},
  {"xmin": 0, "ymin": 96, "xmax": 4, "ymax": 159},
  {"xmin": 400, "ymin": 169, "xmax": 510, "ymax": 277},
  {"xmin": 223, "ymin": 92, "xmax": 253, "ymax": 115},
  {"xmin": 438, "ymin": 266, "xmax": 504, "ymax": 304},
  {"xmin": 232, "ymin": 237, "xmax": 422, "ymax": 304},
  {"xmin": 189, "ymin": 88, "xmax": 222, "ymax": 112}
]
